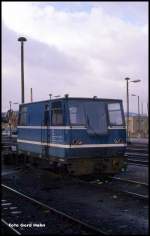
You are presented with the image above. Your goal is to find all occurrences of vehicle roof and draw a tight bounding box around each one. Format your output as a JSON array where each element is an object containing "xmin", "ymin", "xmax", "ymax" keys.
[{"xmin": 20, "ymin": 97, "xmax": 122, "ymax": 106}]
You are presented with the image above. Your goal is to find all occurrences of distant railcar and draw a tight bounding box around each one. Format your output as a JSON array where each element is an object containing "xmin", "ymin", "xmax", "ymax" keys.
[{"xmin": 17, "ymin": 97, "xmax": 127, "ymax": 175}]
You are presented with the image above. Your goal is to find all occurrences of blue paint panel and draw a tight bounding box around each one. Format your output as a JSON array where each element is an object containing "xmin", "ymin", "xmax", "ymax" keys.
[
  {"xmin": 49, "ymin": 146, "xmax": 66, "ymax": 158},
  {"xmin": 27, "ymin": 102, "xmax": 46, "ymax": 125},
  {"xmin": 18, "ymin": 142, "xmax": 66, "ymax": 158},
  {"xmin": 18, "ymin": 142, "xmax": 42, "ymax": 154},
  {"xmin": 18, "ymin": 128, "xmax": 126, "ymax": 144},
  {"xmin": 69, "ymin": 129, "xmax": 126, "ymax": 144},
  {"xmin": 18, "ymin": 129, "xmax": 42, "ymax": 141},
  {"xmin": 18, "ymin": 128, "xmax": 66, "ymax": 143},
  {"xmin": 67, "ymin": 128, "xmax": 126, "ymax": 158}
]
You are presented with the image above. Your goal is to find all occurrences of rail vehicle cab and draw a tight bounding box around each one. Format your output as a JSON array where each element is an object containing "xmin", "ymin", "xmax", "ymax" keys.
[
  {"xmin": 17, "ymin": 97, "xmax": 127, "ymax": 176},
  {"xmin": 65, "ymin": 98, "xmax": 127, "ymax": 175}
]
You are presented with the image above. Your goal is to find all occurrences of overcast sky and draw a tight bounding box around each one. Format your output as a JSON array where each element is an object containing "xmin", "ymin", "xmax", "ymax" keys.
[{"xmin": 2, "ymin": 1, "xmax": 148, "ymax": 114}]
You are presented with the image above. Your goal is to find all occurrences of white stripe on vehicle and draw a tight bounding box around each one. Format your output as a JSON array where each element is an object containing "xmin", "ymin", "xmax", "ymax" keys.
[
  {"xmin": 17, "ymin": 126, "xmax": 86, "ymax": 130},
  {"xmin": 17, "ymin": 139, "xmax": 127, "ymax": 148},
  {"xmin": 17, "ymin": 126, "xmax": 126, "ymax": 130},
  {"xmin": 108, "ymin": 126, "xmax": 126, "ymax": 129}
]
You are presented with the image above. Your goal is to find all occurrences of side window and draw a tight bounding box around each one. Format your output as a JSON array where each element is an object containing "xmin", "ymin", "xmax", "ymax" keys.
[
  {"xmin": 108, "ymin": 103, "xmax": 123, "ymax": 126},
  {"xmin": 69, "ymin": 102, "xmax": 86, "ymax": 125},
  {"xmin": 51, "ymin": 102, "xmax": 63, "ymax": 126},
  {"xmin": 19, "ymin": 106, "xmax": 27, "ymax": 125}
]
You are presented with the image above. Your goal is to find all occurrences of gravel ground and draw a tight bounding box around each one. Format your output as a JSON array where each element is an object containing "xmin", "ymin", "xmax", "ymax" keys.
[
  {"xmin": 115, "ymin": 164, "xmax": 148, "ymax": 184},
  {"xmin": 2, "ymin": 189, "xmax": 92, "ymax": 235},
  {"xmin": 2, "ymin": 164, "xmax": 149, "ymax": 235}
]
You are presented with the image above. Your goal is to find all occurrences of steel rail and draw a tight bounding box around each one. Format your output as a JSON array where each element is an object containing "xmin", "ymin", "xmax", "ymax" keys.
[
  {"xmin": 128, "ymin": 163, "xmax": 148, "ymax": 168},
  {"xmin": 126, "ymin": 152, "xmax": 148, "ymax": 157},
  {"xmin": 85, "ymin": 179, "xmax": 149, "ymax": 201},
  {"xmin": 107, "ymin": 177, "xmax": 148, "ymax": 201},
  {"xmin": 110, "ymin": 176, "xmax": 148, "ymax": 187},
  {"xmin": 126, "ymin": 156, "xmax": 148, "ymax": 161},
  {"xmin": 77, "ymin": 174, "xmax": 149, "ymax": 201},
  {"xmin": 1, "ymin": 219, "xmax": 21, "ymax": 235},
  {"xmin": 126, "ymin": 148, "xmax": 148, "ymax": 151},
  {"xmin": 127, "ymin": 159, "xmax": 148, "ymax": 165},
  {"xmin": 2, "ymin": 184, "xmax": 107, "ymax": 235},
  {"xmin": 123, "ymin": 191, "xmax": 148, "ymax": 200}
]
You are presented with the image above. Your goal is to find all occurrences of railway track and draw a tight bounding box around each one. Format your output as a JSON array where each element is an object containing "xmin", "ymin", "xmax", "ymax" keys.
[
  {"xmin": 1, "ymin": 219, "xmax": 21, "ymax": 235},
  {"xmin": 110, "ymin": 176, "xmax": 148, "ymax": 187},
  {"xmin": 127, "ymin": 159, "xmax": 148, "ymax": 166},
  {"xmin": 2, "ymin": 167, "xmax": 148, "ymax": 235},
  {"xmin": 109, "ymin": 176, "xmax": 149, "ymax": 200},
  {"xmin": 125, "ymin": 143, "xmax": 149, "ymax": 166},
  {"xmin": 126, "ymin": 152, "xmax": 148, "ymax": 158},
  {"xmin": 126, "ymin": 148, "xmax": 148, "ymax": 155},
  {"xmin": 77, "ymin": 174, "xmax": 148, "ymax": 202},
  {"xmin": 4, "ymin": 162, "xmax": 148, "ymax": 203},
  {"xmin": 1, "ymin": 184, "xmax": 107, "ymax": 235}
]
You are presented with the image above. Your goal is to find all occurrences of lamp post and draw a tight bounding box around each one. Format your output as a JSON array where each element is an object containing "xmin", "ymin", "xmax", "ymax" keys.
[
  {"xmin": 49, "ymin": 94, "xmax": 52, "ymax": 100},
  {"xmin": 131, "ymin": 94, "xmax": 140, "ymax": 135},
  {"xmin": 18, "ymin": 37, "xmax": 27, "ymax": 104},
  {"xmin": 9, "ymin": 101, "xmax": 12, "ymax": 111},
  {"xmin": 9, "ymin": 101, "xmax": 12, "ymax": 137},
  {"xmin": 30, "ymin": 88, "xmax": 33, "ymax": 102},
  {"xmin": 124, "ymin": 78, "xmax": 141, "ymax": 141},
  {"xmin": 141, "ymin": 102, "xmax": 143, "ymax": 115}
]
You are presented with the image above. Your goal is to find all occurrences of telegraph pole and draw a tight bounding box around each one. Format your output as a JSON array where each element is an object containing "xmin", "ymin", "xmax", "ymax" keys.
[
  {"xmin": 125, "ymin": 77, "xmax": 130, "ymax": 139},
  {"xmin": 137, "ymin": 95, "xmax": 140, "ymax": 133},
  {"xmin": 141, "ymin": 103, "xmax": 143, "ymax": 115},
  {"xmin": 30, "ymin": 88, "xmax": 33, "ymax": 102},
  {"xmin": 125, "ymin": 78, "xmax": 141, "ymax": 141},
  {"xmin": 18, "ymin": 37, "xmax": 27, "ymax": 104},
  {"xmin": 9, "ymin": 101, "xmax": 12, "ymax": 137},
  {"xmin": 9, "ymin": 101, "xmax": 12, "ymax": 111}
]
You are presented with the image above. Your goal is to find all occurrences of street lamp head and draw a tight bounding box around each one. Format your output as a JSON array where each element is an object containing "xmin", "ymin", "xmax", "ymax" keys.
[
  {"xmin": 125, "ymin": 77, "xmax": 130, "ymax": 81},
  {"xmin": 131, "ymin": 94, "xmax": 136, "ymax": 96},
  {"xmin": 18, "ymin": 37, "xmax": 27, "ymax": 42},
  {"xmin": 131, "ymin": 79, "xmax": 141, "ymax": 83},
  {"xmin": 64, "ymin": 94, "xmax": 69, "ymax": 98}
]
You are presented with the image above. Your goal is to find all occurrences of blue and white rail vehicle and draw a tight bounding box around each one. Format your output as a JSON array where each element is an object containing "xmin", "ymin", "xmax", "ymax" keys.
[{"xmin": 17, "ymin": 96, "xmax": 127, "ymax": 175}]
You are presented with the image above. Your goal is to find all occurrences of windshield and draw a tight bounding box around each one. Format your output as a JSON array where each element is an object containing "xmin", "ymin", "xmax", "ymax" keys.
[
  {"xmin": 68, "ymin": 100, "xmax": 108, "ymax": 135},
  {"xmin": 108, "ymin": 103, "xmax": 123, "ymax": 126}
]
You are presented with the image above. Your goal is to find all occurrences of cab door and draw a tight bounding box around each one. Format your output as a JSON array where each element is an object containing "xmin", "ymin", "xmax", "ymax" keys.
[{"xmin": 50, "ymin": 101, "xmax": 65, "ymax": 157}]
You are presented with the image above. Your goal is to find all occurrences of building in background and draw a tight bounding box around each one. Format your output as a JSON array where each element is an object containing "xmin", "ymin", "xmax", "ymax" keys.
[
  {"xmin": 126, "ymin": 113, "xmax": 148, "ymax": 138},
  {"xmin": 2, "ymin": 112, "xmax": 9, "ymax": 129},
  {"xmin": 2, "ymin": 110, "xmax": 19, "ymax": 130},
  {"xmin": 8, "ymin": 111, "xmax": 19, "ymax": 129}
]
